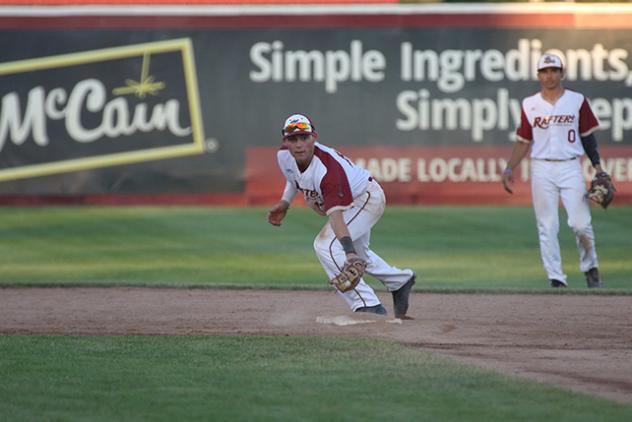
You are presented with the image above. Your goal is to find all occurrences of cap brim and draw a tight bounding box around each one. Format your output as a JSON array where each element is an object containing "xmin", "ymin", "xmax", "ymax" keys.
[{"xmin": 283, "ymin": 130, "xmax": 314, "ymax": 138}]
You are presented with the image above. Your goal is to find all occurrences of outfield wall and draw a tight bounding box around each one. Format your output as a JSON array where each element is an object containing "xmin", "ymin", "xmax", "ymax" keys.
[{"xmin": 1, "ymin": 4, "xmax": 632, "ymax": 205}]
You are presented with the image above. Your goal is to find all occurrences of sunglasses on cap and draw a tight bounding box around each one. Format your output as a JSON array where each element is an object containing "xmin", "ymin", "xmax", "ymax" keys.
[{"xmin": 282, "ymin": 122, "xmax": 312, "ymax": 135}]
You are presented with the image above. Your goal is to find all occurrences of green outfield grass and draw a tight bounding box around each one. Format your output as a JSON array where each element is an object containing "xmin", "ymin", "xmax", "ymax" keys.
[
  {"xmin": 2, "ymin": 206, "xmax": 631, "ymax": 420},
  {"xmin": 0, "ymin": 205, "xmax": 630, "ymax": 291},
  {"xmin": 1, "ymin": 336, "xmax": 631, "ymax": 422}
]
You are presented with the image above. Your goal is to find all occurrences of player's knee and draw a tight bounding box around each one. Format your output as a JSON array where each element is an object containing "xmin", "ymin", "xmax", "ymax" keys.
[
  {"xmin": 569, "ymin": 223, "xmax": 590, "ymax": 237},
  {"xmin": 568, "ymin": 216, "xmax": 591, "ymax": 236},
  {"xmin": 537, "ymin": 220, "xmax": 558, "ymax": 235},
  {"xmin": 313, "ymin": 236, "xmax": 328, "ymax": 255}
]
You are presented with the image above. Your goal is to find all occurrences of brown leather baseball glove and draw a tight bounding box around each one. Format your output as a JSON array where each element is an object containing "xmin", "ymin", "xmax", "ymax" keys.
[
  {"xmin": 587, "ymin": 172, "xmax": 616, "ymax": 209},
  {"xmin": 330, "ymin": 257, "xmax": 367, "ymax": 293}
]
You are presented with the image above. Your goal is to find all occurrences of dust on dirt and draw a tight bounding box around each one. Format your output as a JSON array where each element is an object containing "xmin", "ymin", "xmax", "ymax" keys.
[{"xmin": 1, "ymin": 288, "xmax": 631, "ymax": 403}]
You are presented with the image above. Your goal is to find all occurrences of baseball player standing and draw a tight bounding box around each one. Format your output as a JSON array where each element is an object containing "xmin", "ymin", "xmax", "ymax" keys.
[
  {"xmin": 501, "ymin": 53, "xmax": 607, "ymax": 288},
  {"xmin": 268, "ymin": 113, "xmax": 416, "ymax": 317}
]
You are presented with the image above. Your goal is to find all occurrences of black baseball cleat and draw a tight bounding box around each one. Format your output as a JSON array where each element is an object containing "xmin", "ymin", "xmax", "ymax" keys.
[
  {"xmin": 585, "ymin": 267, "xmax": 603, "ymax": 289},
  {"xmin": 392, "ymin": 272, "xmax": 416, "ymax": 319},
  {"xmin": 354, "ymin": 304, "xmax": 387, "ymax": 315},
  {"xmin": 550, "ymin": 279, "xmax": 566, "ymax": 288}
]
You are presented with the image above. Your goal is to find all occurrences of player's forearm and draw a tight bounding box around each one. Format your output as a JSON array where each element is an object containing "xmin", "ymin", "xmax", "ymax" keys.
[
  {"xmin": 281, "ymin": 180, "xmax": 297, "ymax": 203},
  {"xmin": 328, "ymin": 210, "xmax": 356, "ymax": 256},
  {"xmin": 505, "ymin": 142, "xmax": 531, "ymax": 171},
  {"xmin": 276, "ymin": 200, "xmax": 290, "ymax": 210},
  {"xmin": 329, "ymin": 210, "xmax": 351, "ymax": 239},
  {"xmin": 580, "ymin": 132, "xmax": 601, "ymax": 168}
]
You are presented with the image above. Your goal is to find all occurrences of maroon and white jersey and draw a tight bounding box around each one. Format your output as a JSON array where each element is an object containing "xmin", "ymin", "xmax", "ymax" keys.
[
  {"xmin": 516, "ymin": 90, "xmax": 599, "ymax": 160},
  {"xmin": 277, "ymin": 142, "xmax": 371, "ymax": 215}
]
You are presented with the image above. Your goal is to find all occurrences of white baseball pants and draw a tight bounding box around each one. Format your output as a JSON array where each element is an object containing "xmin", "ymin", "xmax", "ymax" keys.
[
  {"xmin": 531, "ymin": 159, "xmax": 599, "ymax": 284},
  {"xmin": 313, "ymin": 179, "xmax": 414, "ymax": 311}
]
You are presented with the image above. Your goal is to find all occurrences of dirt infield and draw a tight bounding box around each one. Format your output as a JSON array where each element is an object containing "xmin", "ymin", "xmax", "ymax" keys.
[{"xmin": 1, "ymin": 288, "xmax": 631, "ymax": 403}]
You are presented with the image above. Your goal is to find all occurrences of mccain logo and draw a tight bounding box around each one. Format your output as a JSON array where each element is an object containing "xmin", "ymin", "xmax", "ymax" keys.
[{"xmin": 0, "ymin": 38, "xmax": 205, "ymax": 182}]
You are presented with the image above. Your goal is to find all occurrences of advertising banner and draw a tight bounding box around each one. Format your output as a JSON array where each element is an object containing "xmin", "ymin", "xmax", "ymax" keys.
[
  {"xmin": 1, "ymin": 5, "xmax": 631, "ymax": 204},
  {"xmin": 0, "ymin": 39, "xmax": 204, "ymax": 182},
  {"xmin": 246, "ymin": 145, "xmax": 632, "ymax": 206}
]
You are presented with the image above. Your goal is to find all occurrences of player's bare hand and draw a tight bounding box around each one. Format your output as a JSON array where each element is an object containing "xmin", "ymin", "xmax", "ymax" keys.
[
  {"xmin": 345, "ymin": 252, "xmax": 360, "ymax": 261},
  {"xmin": 501, "ymin": 170, "xmax": 514, "ymax": 194},
  {"xmin": 267, "ymin": 201, "xmax": 290, "ymax": 226}
]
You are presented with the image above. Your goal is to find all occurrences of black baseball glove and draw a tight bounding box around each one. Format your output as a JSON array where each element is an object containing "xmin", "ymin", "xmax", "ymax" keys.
[{"xmin": 587, "ymin": 172, "xmax": 616, "ymax": 209}]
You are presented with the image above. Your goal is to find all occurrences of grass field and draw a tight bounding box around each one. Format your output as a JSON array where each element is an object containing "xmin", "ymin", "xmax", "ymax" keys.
[
  {"xmin": 1, "ymin": 206, "xmax": 631, "ymax": 421},
  {"xmin": 0, "ymin": 206, "xmax": 630, "ymax": 290},
  {"xmin": 2, "ymin": 336, "xmax": 631, "ymax": 422}
]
